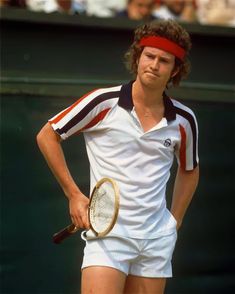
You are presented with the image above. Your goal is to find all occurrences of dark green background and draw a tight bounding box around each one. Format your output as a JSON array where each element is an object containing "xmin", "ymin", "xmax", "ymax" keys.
[{"xmin": 1, "ymin": 7, "xmax": 235, "ymax": 294}]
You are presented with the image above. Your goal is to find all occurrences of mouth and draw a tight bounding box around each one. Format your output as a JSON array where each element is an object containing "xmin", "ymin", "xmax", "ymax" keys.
[{"xmin": 145, "ymin": 71, "xmax": 160, "ymax": 78}]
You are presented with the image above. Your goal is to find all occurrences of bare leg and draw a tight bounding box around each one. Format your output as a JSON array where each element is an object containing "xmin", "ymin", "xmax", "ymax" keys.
[
  {"xmin": 124, "ymin": 275, "xmax": 166, "ymax": 294},
  {"xmin": 81, "ymin": 266, "xmax": 126, "ymax": 294}
]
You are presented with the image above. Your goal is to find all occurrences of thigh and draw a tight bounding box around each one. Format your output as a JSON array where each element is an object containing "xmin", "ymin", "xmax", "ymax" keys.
[
  {"xmin": 124, "ymin": 275, "xmax": 166, "ymax": 294},
  {"xmin": 81, "ymin": 234, "xmax": 139, "ymax": 276},
  {"xmin": 81, "ymin": 266, "xmax": 126, "ymax": 294},
  {"xmin": 130, "ymin": 232, "xmax": 177, "ymax": 278}
]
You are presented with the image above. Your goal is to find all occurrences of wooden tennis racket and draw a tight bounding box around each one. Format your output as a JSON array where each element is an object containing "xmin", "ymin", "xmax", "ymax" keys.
[{"xmin": 53, "ymin": 178, "xmax": 119, "ymax": 244}]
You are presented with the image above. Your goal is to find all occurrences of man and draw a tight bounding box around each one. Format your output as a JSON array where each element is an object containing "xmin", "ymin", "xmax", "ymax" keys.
[
  {"xmin": 37, "ymin": 19, "xmax": 199, "ymax": 294},
  {"xmin": 196, "ymin": 0, "xmax": 235, "ymax": 26},
  {"xmin": 116, "ymin": 0, "xmax": 156, "ymax": 21},
  {"xmin": 153, "ymin": 0, "xmax": 196, "ymax": 23}
]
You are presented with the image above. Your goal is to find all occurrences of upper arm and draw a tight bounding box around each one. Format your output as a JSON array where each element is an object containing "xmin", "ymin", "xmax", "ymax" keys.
[
  {"xmin": 178, "ymin": 164, "xmax": 199, "ymax": 178},
  {"xmin": 176, "ymin": 164, "xmax": 200, "ymax": 192},
  {"xmin": 37, "ymin": 122, "xmax": 61, "ymax": 146}
]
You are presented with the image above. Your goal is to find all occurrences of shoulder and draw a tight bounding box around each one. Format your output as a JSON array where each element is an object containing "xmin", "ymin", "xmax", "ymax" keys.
[
  {"xmin": 83, "ymin": 85, "xmax": 122, "ymax": 109},
  {"xmin": 88, "ymin": 85, "xmax": 122, "ymax": 99},
  {"xmin": 171, "ymin": 99, "xmax": 197, "ymax": 120},
  {"xmin": 170, "ymin": 98, "xmax": 198, "ymax": 130}
]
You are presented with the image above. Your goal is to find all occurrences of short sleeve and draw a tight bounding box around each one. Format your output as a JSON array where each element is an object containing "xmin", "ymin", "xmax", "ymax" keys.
[
  {"xmin": 175, "ymin": 108, "xmax": 199, "ymax": 171},
  {"xmin": 48, "ymin": 87, "xmax": 120, "ymax": 140}
]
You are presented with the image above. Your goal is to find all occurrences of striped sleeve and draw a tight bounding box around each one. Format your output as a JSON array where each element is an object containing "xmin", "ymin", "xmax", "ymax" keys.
[
  {"xmin": 174, "ymin": 106, "xmax": 199, "ymax": 170},
  {"xmin": 49, "ymin": 87, "xmax": 120, "ymax": 140}
]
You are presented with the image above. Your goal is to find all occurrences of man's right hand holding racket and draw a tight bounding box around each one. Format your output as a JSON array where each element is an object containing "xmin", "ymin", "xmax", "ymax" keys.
[
  {"xmin": 50, "ymin": 192, "xmax": 90, "ymax": 244},
  {"xmin": 68, "ymin": 192, "xmax": 90, "ymax": 230}
]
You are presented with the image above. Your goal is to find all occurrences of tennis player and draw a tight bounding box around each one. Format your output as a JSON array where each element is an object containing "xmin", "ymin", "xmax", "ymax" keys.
[{"xmin": 37, "ymin": 19, "xmax": 199, "ymax": 294}]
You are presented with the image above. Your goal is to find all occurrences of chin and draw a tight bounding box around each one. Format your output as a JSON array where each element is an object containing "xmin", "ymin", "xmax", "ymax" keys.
[
  {"xmin": 143, "ymin": 80, "xmax": 159, "ymax": 90},
  {"xmin": 138, "ymin": 74, "xmax": 164, "ymax": 89}
]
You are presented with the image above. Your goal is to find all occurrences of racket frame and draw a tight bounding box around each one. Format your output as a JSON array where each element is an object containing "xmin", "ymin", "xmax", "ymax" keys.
[{"xmin": 89, "ymin": 177, "xmax": 119, "ymax": 237}]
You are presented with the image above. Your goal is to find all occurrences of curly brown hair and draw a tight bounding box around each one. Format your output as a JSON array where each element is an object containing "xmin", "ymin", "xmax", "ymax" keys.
[{"xmin": 125, "ymin": 19, "xmax": 192, "ymax": 87}]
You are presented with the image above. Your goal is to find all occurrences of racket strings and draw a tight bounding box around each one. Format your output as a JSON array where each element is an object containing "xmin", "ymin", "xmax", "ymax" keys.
[{"xmin": 90, "ymin": 182, "xmax": 116, "ymax": 233}]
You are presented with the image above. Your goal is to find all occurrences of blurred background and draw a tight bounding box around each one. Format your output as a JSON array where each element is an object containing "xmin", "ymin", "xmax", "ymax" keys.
[{"xmin": 1, "ymin": 1, "xmax": 235, "ymax": 293}]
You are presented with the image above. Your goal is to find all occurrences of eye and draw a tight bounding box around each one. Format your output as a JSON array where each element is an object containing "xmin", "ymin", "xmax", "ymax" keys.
[
  {"xmin": 145, "ymin": 53, "xmax": 154, "ymax": 59},
  {"xmin": 160, "ymin": 57, "xmax": 168, "ymax": 62},
  {"xmin": 160, "ymin": 57, "xmax": 169, "ymax": 63}
]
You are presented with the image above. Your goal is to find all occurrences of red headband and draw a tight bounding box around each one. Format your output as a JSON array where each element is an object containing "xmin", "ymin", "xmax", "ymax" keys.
[{"xmin": 139, "ymin": 36, "xmax": 186, "ymax": 61}]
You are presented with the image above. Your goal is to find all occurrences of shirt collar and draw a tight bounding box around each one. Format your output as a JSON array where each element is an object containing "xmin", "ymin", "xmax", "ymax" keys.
[{"xmin": 118, "ymin": 81, "xmax": 176, "ymax": 122}]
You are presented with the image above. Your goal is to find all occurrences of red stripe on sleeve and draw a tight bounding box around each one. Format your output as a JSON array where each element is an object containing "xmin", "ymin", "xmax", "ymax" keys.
[
  {"xmin": 179, "ymin": 124, "xmax": 186, "ymax": 170},
  {"xmin": 78, "ymin": 108, "xmax": 111, "ymax": 133},
  {"xmin": 50, "ymin": 89, "xmax": 97, "ymax": 124}
]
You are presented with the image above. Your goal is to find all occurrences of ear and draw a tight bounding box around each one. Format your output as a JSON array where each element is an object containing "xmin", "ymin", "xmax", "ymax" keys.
[{"xmin": 171, "ymin": 66, "xmax": 180, "ymax": 78}]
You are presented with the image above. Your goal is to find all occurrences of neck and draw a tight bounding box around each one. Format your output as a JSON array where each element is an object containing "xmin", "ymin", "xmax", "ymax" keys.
[{"xmin": 132, "ymin": 78, "xmax": 165, "ymax": 108}]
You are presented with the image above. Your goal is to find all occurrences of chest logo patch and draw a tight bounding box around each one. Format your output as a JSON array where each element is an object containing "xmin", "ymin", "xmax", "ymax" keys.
[{"xmin": 163, "ymin": 138, "xmax": 172, "ymax": 147}]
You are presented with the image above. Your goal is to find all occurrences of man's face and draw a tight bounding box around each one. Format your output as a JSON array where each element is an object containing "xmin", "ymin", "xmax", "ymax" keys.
[
  {"xmin": 137, "ymin": 46, "xmax": 176, "ymax": 89},
  {"xmin": 128, "ymin": 0, "xmax": 155, "ymax": 20}
]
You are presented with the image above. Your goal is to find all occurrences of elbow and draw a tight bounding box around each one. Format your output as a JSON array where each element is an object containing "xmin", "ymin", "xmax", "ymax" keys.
[
  {"xmin": 36, "ymin": 122, "xmax": 61, "ymax": 150},
  {"xmin": 36, "ymin": 127, "xmax": 46, "ymax": 150},
  {"xmin": 36, "ymin": 122, "xmax": 51, "ymax": 149}
]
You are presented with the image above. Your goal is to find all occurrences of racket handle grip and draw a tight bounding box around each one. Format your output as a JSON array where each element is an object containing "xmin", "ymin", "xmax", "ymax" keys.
[{"xmin": 53, "ymin": 224, "xmax": 78, "ymax": 244}]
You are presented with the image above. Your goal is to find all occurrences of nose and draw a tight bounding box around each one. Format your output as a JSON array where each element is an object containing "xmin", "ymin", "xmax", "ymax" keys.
[{"xmin": 150, "ymin": 58, "xmax": 159, "ymax": 71}]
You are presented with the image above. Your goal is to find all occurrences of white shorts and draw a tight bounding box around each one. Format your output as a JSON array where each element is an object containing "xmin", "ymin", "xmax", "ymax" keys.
[{"xmin": 81, "ymin": 231, "xmax": 177, "ymax": 278}]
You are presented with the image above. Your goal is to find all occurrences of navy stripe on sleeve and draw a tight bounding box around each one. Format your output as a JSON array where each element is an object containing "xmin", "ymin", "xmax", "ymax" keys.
[{"xmin": 56, "ymin": 91, "xmax": 120, "ymax": 135}]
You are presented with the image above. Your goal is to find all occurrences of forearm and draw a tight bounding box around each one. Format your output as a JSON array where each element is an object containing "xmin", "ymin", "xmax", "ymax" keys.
[
  {"xmin": 36, "ymin": 122, "xmax": 82, "ymax": 200},
  {"xmin": 171, "ymin": 165, "xmax": 199, "ymax": 229},
  {"xmin": 37, "ymin": 122, "xmax": 90, "ymax": 228}
]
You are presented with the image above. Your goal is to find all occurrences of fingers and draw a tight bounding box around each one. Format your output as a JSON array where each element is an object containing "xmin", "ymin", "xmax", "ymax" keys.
[
  {"xmin": 69, "ymin": 196, "xmax": 90, "ymax": 230},
  {"xmin": 71, "ymin": 212, "xmax": 90, "ymax": 230}
]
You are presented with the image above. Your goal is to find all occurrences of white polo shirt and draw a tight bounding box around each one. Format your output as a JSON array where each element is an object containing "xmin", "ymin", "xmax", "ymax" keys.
[{"xmin": 49, "ymin": 81, "xmax": 199, "ymax": 239}]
